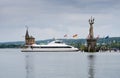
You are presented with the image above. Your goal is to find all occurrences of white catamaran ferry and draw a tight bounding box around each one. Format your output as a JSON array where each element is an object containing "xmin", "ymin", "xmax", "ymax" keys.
[{"xmin": 21, "ymin": 40, "xmax": 79, "ymax": 52}]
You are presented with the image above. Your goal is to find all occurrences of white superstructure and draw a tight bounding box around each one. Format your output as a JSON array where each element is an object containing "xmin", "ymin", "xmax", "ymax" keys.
[{"xmin": 21, "ymin": 40, "xmax": 79, "ymax": 52}]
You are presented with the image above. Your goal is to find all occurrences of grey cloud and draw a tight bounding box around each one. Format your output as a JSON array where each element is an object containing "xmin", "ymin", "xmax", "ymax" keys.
[{"xmin": 0, "ymin": 0, "xmax": 120, "ymax": 41}]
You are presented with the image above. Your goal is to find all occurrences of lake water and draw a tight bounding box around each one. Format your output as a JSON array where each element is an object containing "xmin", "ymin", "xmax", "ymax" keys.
[{"xmin": 0, "ymin": 49, "xmax": 120, "ymax": 78}]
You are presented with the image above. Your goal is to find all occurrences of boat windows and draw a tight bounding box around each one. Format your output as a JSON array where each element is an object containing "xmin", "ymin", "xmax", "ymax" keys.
[
  {"xmin": 55, "ymin": 41, "xmax": 63, "ymax": 44},
  {"xmin": 32, "ymin": 46, "xmax": 72, "ymax": 48}
]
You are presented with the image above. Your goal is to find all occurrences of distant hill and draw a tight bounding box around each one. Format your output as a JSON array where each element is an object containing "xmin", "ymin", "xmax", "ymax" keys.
[{"xmin": 0, "ymin": 37, "xmax": 120, "ymax": 48}]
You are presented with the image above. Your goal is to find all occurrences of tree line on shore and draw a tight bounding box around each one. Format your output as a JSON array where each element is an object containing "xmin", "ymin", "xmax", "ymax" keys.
[{"xmin": 0, "ymin": 37, "xmax": 120, "ymax": 50}]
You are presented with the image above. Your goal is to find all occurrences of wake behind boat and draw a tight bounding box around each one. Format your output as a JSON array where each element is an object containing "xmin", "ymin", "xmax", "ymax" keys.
[{"xmin": 21, "ymin": 40, "xmax": 79, "ymax": 52}]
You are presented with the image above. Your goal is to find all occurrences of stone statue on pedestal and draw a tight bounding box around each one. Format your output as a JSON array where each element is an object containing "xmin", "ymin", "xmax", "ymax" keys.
[{"xmin": 86, "ymin": 17, "xmax": 98, "ymax": 52}]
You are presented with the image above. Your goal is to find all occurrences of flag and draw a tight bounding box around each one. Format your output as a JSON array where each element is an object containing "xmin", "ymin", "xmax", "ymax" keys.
[
  {"xmin": 96, "ymin": 35, "xmax": 99, "ymax": 39},
  {"xmin": 73, "ymin": 34, "xmax": 78, "ymax": 38},
  {"xmin": 64, "ymin": 34, "xmax": 67, "ymax": 37},
  {"xmin": 105, "ymin": 35, "xmax": 109, "ymax": 39}
]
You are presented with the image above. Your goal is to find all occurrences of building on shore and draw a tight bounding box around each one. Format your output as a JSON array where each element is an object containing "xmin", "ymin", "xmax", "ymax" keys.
[{"xmin": 25, "ymin": 28, "xmax": 35, "ymax": 45}]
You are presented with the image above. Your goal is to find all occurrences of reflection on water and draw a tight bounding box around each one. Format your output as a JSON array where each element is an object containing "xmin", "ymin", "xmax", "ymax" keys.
[
  {"xmin": 1, "ymin": 49, "xmax": 120, "ymax": 78},
  {"xmin": 25, "ymin": 53, "xmax": 96, "ymax": 78},
  {"xmin": 25, "ymin": 53, "xmax": 34, "ymax": 78},
  {"xmin": 88, "ymin": 54, "xmax": 95, "ymax": 78}
]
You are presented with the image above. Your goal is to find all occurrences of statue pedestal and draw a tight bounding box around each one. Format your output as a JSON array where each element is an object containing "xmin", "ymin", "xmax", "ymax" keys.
[{"xmin": 86, "ymin": 39, "xmax": 97, "ymax": 52}]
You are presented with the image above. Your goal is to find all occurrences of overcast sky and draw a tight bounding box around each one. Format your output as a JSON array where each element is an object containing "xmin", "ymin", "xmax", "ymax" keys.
[{"xmin": 0, "ymin": 0, "xmax": 120, "ymax": 42}]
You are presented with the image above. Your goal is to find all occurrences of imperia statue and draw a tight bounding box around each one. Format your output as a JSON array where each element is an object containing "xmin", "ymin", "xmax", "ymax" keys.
[{"xmin": 88, "ymin": 17, "xmax": 95, "ymax": 39}]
